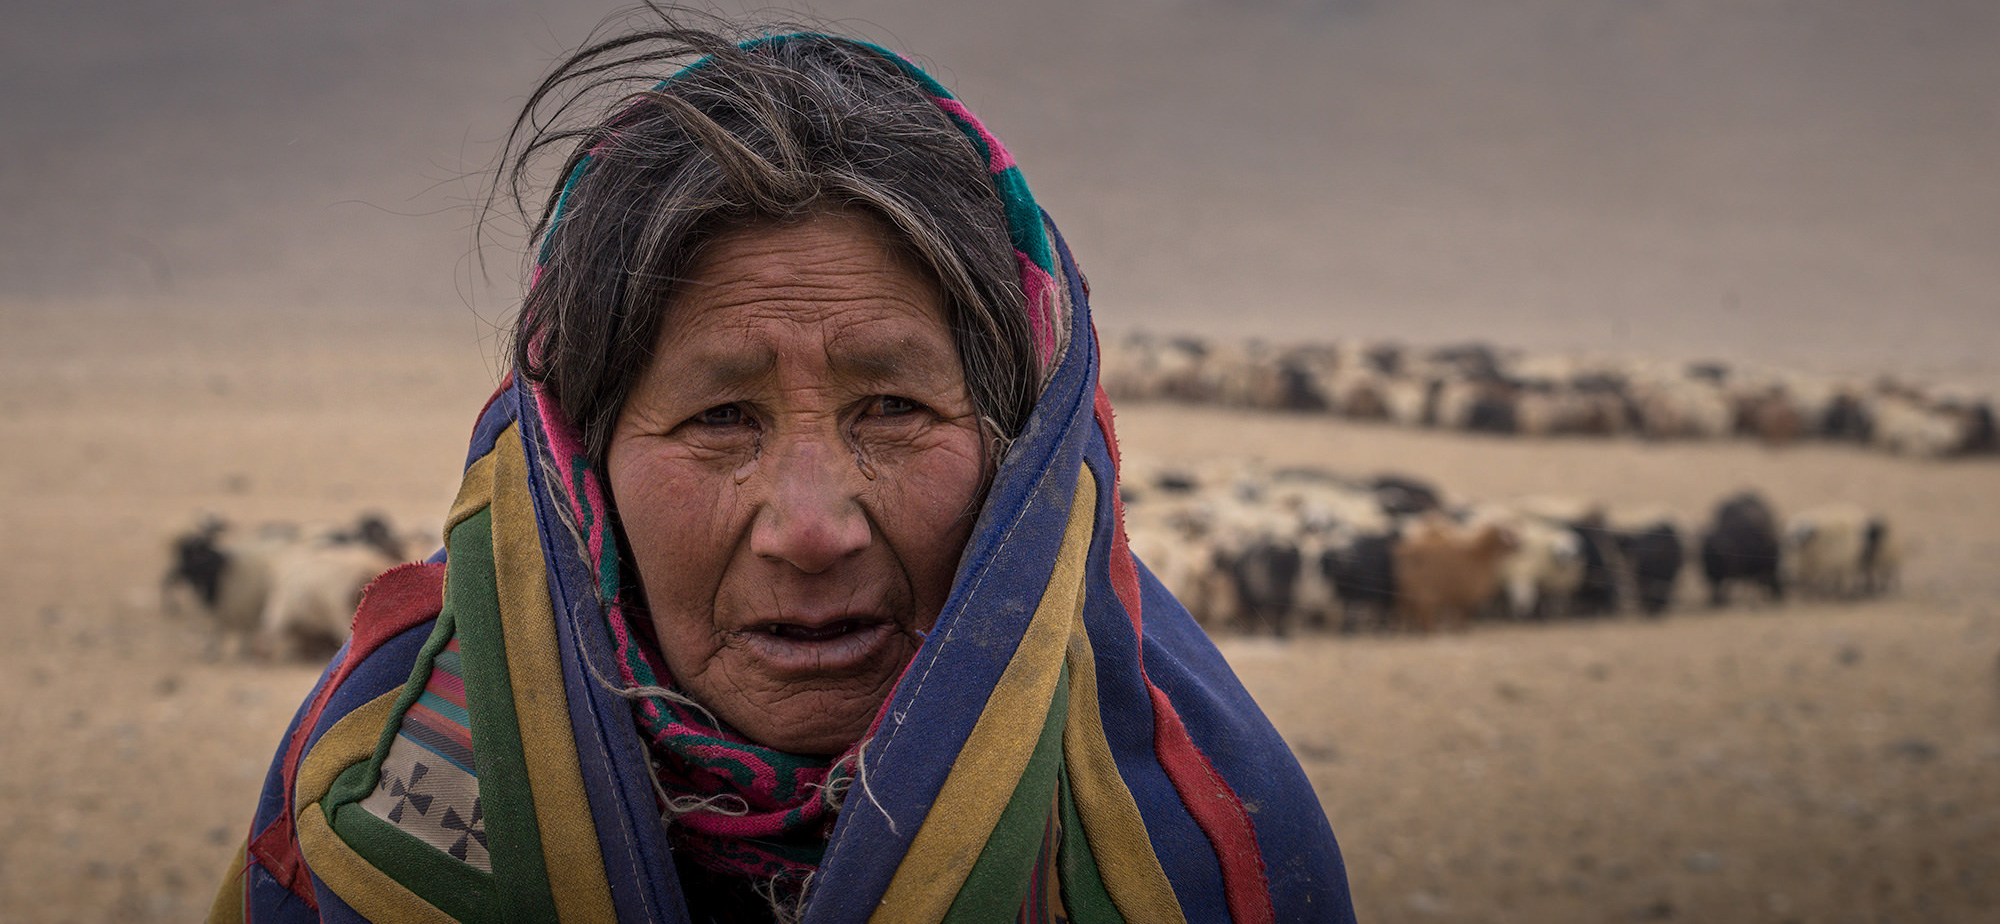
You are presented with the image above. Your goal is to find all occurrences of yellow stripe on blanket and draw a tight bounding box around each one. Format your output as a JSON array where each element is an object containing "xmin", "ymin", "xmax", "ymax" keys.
[
  {"xmin": 298, "ymin": 810, "xmax": 459, "ymax": 924},
  {"xmin": 295, "ymin": 688, "xmax": 459, "ymax": 924},
  {"xmin": 1064, "ymin": 620, "xmax": 1187, "ymax": 924},
  {"xmin": 488, "ymin": 426, "xmax": 617, "ymax": 924},
  {"xmin": 446, "ymin": 448, "xmax": 498, "ymax": 536},
  {"xmin": 869, "ymin": 471, "xmax": 1098, "ymax": 924},
  {"xmin": 295, "ymin": 688, "xmax": 405, "ymax": 810}
]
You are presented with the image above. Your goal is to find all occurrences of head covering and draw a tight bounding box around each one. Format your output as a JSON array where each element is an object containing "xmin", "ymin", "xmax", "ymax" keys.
[{"xmin": 211, "ymin": 33, "xmax": 1354, "ymax": 924}]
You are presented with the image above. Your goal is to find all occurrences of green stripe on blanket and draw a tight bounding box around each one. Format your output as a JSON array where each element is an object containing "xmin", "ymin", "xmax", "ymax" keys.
[
  {"xmin": 941, "ymin": 663, "xmax": 1071, "ymax": 923},
  {"xmin": 1057, "ymin": 769, "xmax": 1121, "ymax": 923},
  {"xmin": 444, "ymin": 506, "xmax": 561, "ymax": 922}
]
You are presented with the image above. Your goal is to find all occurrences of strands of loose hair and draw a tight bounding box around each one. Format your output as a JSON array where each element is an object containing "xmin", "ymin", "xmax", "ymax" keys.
[{"xmin": 482, "ymin": 6, "xmax": 1037, "ymax": 467}]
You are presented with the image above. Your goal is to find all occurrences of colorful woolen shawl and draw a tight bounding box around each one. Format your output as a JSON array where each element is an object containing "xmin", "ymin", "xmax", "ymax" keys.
[{"xmin": 211, "ymin": 34, "xmax": 1355, "ymax": 924}]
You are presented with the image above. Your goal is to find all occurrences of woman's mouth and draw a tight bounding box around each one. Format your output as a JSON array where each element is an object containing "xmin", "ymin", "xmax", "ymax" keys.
[
  {"xmin": 762, "ymin": 619, "xmax": 871, "ymax": 642},
  {"xmin": 737, "ymin": 617, "xmax": 906, "ymax": 675}
]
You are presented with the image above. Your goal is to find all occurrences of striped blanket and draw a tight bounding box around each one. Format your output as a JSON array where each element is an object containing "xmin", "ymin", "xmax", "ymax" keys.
[{"xmin": 211, "ymin": 34, "xmax": 1354, "ymax": 924}]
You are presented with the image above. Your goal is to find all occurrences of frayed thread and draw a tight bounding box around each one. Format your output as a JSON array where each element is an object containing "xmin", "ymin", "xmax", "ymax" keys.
[
  {"xmin": 850, "ymin": 732, "xmax": 899, "ymax": 835},
  {"xmin": 752, "ymin": 868, "xmax": 814, "ymax": 924}
]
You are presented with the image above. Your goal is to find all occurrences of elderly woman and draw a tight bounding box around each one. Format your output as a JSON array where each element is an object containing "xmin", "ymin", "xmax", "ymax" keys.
[{"xmin": 212, "ymin": 13, "xmax": 1353, "ymax": 924}]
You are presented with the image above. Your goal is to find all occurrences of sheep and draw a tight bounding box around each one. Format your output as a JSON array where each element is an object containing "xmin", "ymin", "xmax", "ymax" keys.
[
  {"xmin": 1871, "ymin": 394, "xmax": 1965, "ymax": 458},
  {"xmin": 252, "ymin": 538, "xmax": 400, "ymax": 661},
  {"xmin": 1633, "ymin": 377, "xmax": 1733, "ymax": 440},
  {"xmin": 1731, "ymin": 386, "xmax": 1806, "ymax": 447},
  {"xmin": 1511, "ymin": 386, "xmax": 1556, "ymax": 437},
  {"xmin": 1193, "ymin": 340, "xmax": 1272, "ymax": 408},
  {"xmin": 1098, "ymin": 331, "xmax": 2000, "ymax": 460},
  {"xmin": 1467, "ymin": 506, "xmax": 1585, "ymax": 620},
  {"xmin": 1124, "ymin": 483, "xmax": 1247, "ymax": 630},
  {"xmin": 1320, "ymin": 529, "xmax": 1400, "ymax": 633},
  {"xmin": 1229, "ymin": 534, "xmax": 1305, "ymax": 637},
  {"xmin": 162, "ymin": 517, "xmax": 291, "ymax": 646},
  {"xmin": 1098, "ymin": 332, "xmax": 1209, "ymax": 402},
  {"xmin": 1601, "ymin": 506, "xmax": 1687, "ymax": 616},
  {"xmin": 1205, "ymin": 498, "xmax": 1307, "ymax": 636},
  {"xmin": 1431, "ymin": 378, "xmax": 1482, "ymax": 431},
  {"xmin": 1499, "ymin": 498, "xmax": 1620, "ymax": 617},
  {"xmin": 1783, "ymin": 504, "xmax": 1902, "ymax": 599},
  {"xmin": 162, "ymin": 513, "xmax": 406, "ymax": 661},
  {"xmin": 1381, "ymin": 377, "xmax": 1432, "ymax": 427},
  {"xmin": 1126, "ymin": 510, "xmax": 1227, "ymax": 629},
  {"xmin": 1371, "ymin": 474, "xmax": 1446, "ymax": 519},
  {"xmin": 1819, "ymin": 387, "xmax": 1875, "ymax": 443},
  {"xmin": 1329, "ymin": 369, "xmax": 1391, "ymax": 420},
  {"xmin": 1273, "ymin": 345, "xmax": 1341, "ymax": 412},
  {"xmin": 1260, "ymin": 477, "xmax": 1395, "ymax": 633},
  {"xmin": 1109, "ymin": 437, "xmax": 1918, "ymax": 642},
  {"xmin": 1098, "ymin": 332, "xmax": 1155, "ymax": 400}
]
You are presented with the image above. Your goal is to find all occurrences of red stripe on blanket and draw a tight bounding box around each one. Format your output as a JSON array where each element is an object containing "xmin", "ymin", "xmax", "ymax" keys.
[
  {"xmin": 248, "ymin": 561, "xmax": 448, "ymax": 906},
  {"xmin": 1093, "ymin": 380, "xmax": 1275, "ymax": 924},
  {"xmin": 1092, "ymin": 383, "xmax": 1143, "ymax": 628},
  {"xmin": 1144, "ymin": 686, "xmax": 1275, "ymax": 924}
]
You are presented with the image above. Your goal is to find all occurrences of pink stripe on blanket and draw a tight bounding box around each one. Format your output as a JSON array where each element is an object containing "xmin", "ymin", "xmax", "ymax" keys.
[
  {"xmin": 932, "ymin": 97, "xmax": 1016, "ymax": 173},
  {"xmin": 532, "ymin": 386, "xmax": 605, "ymax": 553},
  {"xmin": 424, "ymin": 667, "xmax": 467, "ymax": 708},
  {"xmin": 1017, "ymin": 250, "xmax": 1058, "ymax": 363}
]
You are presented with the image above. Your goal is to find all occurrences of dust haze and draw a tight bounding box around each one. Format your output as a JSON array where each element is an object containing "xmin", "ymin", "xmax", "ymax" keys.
[{"xmin": 5, "ymin": 0, "xmax": 1995, "ymax": 384}]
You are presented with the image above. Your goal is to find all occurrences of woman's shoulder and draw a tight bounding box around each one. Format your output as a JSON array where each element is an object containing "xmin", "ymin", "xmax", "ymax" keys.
[
  {"xmin": 308, "ymin": 560, "xmax": 451, "ymax": 717},
  {"xmin": 213, "ymin": 561, "xmax": 451, "ymax": 920}
]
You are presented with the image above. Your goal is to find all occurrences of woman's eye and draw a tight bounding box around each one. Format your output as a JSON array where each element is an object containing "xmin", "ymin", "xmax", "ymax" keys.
[
  {"xmin": 868, "ymin": 395, "xmax": 920, "ymax": 418},
  {"xmin": 693, "ymin": 404, "xmax": 746, "ymax": 427}
]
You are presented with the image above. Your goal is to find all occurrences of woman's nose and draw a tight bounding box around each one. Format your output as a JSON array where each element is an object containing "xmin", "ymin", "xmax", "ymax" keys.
[{"xmin": 749, "ymin": 431, "xmax": 871, "ymax": 573}]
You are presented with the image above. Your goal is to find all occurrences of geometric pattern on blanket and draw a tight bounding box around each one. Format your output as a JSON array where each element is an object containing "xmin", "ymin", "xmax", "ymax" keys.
[{"xmin": 356, "ymin": 635, "xmax": 489, "ymax": 871}]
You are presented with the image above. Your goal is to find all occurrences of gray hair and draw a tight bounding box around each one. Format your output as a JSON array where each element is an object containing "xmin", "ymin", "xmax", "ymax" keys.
[{"xmin": 492, "ymin": 9, "xmax": 1039, "ymax": 465}]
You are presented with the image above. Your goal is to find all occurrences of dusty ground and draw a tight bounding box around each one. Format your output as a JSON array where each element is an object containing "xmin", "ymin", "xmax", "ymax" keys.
[{"xmin": 2, "ymin": 305, "xmax": 1997, "ymax": 923}]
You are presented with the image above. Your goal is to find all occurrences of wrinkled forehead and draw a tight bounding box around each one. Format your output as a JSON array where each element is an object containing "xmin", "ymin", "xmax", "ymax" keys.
[{"xmin": 652, "ymin": 210, "xmax": 964, "ymax": 392}]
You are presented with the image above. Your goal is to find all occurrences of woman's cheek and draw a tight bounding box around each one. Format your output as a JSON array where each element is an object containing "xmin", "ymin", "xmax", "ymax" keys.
[
  {"xmin": 621, "ymin": 452, "xmax": 701, "ymax": 518},
  {"xmin": 615, "ymin": 451, "xmax": 732, "ymax": 580},
  {"xmin": 882, "ymin": 423, "xmax": 986, "ymax": 576}
]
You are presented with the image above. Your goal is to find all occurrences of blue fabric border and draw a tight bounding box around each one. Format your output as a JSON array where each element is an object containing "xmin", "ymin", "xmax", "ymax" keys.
[{"xmin": 512, "ymin": 382, "xmax": 689, "ymax": 924}]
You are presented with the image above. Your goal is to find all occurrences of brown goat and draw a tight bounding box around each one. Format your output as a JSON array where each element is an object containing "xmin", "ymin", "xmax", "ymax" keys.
[{"xmin": 1392, "ymin": 514, "xmax": 1519, "ymax": 633}]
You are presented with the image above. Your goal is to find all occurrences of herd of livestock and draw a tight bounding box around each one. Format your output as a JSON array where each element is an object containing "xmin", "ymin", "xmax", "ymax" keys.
[
  {"xmin": 1120, "ymin": 457, "xmax": 1899, "ymax": 636},
  {"xmin": 174, "ymin": 334, "xmax": 1956, "ymax": 659},
  {"xmin": 162, "ymin": 459, "xmax": 1900, "ymax": 661},
  {"xmin": 1102, "ymin": 333, "xmax": 1998, "ymax": 459}
]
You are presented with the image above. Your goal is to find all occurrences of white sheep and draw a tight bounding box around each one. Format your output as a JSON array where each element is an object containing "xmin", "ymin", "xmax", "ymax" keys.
[
  {"xmin": 1783, "ymin": 504, "xmax": 1901, "ymax": 599},
  {"xmin": 163, "ymin": 518, "xmax": 295, "ymax": 653},
  {"xmin": 1871, "ymin": 395, "xmax": 1963, "ymax": 458},
  {"xmin": 252, "ymin": 539, "xmax": 402, "ymax": 661},
  {"xmin": 1464, "ymin": 504, "xmax": 1584, "ymax": 619},
  {"xmin": 163, "ymin": 514, "xmax": 405, "ymax": 662}
]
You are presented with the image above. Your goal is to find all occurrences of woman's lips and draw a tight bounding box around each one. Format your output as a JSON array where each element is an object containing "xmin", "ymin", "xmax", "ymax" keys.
[{"xmin": 735, "ymin": 617, "xmax": 904, "ymax": 675}]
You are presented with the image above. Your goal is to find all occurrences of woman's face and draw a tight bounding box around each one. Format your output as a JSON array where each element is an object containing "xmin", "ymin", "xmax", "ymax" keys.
[{"xmin": 607, "ymin": 209, "xmax": 987, "ymax": 755}]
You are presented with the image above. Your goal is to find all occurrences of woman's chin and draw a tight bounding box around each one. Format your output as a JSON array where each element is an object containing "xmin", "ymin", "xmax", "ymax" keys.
[
  {"xmin": 699, "ymin": 635, "xmax": 917, "ymax": 755},
  {"xmin": 726, "ymin": 692, "xmax": 885, "ymax": 756}
]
